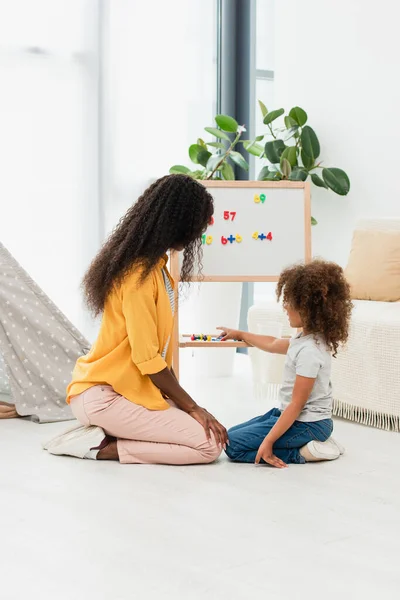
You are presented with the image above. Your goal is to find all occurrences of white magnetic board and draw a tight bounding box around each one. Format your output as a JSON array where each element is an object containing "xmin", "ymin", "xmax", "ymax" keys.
[{"xmin": 180, "ymin": 181, "xmax": 311, "ymax": 281}]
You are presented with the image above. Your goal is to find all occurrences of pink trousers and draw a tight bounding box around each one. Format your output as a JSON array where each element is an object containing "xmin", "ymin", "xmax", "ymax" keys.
[{"xmin": 70, "ymin": 385, "xmax": 222, "ymax": 465}]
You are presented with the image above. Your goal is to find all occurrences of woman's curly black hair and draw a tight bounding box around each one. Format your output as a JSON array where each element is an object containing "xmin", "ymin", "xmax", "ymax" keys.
[
  {"xmin": 276, "ymin": 260, "xmax": 353, "ymax": 356},
  {"xmin": 83, "ymin": 174, "xmax": 214, "ymax": 315}
]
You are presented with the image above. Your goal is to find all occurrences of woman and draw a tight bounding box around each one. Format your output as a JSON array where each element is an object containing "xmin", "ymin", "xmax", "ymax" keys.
[{"xmin": 44, "ymin": 175, "xmax": 227, "ymax": 464}]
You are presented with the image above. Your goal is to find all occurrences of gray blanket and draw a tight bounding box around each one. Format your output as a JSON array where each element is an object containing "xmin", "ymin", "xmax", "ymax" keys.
[{"xmin": 0, "ymin": 242, "xmax": 90, "ymax": 423}]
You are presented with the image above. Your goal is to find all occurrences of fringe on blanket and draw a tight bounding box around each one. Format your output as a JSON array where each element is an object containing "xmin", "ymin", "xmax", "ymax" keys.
[
  {"xmin": 332, "ymin": 398, "xmax": 400, "ymax": 433},
  {"xmin": 253, "ymin": 384, "xmax": 400, "ymax": 433}
]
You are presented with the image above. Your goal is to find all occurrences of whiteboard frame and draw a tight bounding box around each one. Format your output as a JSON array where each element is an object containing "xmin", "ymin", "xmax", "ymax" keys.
[
  {"xmin": 171, "ymin": 181, "xmax": 311, "ymax": 282},
  {"xmin": 170, "ymin": 180, "xmax": 311, "ymax": 377}
]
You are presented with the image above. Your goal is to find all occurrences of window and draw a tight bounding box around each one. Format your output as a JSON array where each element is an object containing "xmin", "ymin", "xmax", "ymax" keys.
[
  {"xmin": 255, "ymin": 0, "xmax": 275, "ymax": 137},
  {"xmin": 254, "ymin": 0, "xmax": 276, "ymax": 304}
]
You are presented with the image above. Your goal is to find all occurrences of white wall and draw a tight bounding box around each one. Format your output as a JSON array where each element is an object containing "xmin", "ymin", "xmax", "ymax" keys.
[
  {"xmin": 273, "ymin": 0, "xmax": 400, "ymax": 266},
  {"xmin": 0, "ymin": 1, "xmax": 100, "ymax": 341},
  {"xmin": 102, "ymin": 0, "xmax": 217, "ymax": 234}
]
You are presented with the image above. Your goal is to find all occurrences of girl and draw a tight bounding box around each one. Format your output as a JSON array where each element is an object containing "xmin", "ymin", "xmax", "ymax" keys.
[
  {"xmin": 45, "ymin": 174, "xmax": 228, "ymax": 465},
  {"xmin": 218, "ymin": 260, "xmax": 352, "ymax": 468}
]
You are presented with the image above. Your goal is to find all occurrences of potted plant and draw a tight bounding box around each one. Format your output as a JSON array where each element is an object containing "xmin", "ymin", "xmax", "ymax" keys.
[{"xmin": 170, "ymin": 104, "xmax": 350, "ymax": 225}]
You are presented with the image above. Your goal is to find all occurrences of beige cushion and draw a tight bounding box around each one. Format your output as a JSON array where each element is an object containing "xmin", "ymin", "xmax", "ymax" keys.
[{"xmin": 345, "ymin": 229, "xmax": 400, "ymax": 301}]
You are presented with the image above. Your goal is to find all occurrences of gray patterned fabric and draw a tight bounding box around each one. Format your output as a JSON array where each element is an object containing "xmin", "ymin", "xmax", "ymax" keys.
[{"xmin": 0, "ymin": 242, "xmax": 90, "ymax": 423}]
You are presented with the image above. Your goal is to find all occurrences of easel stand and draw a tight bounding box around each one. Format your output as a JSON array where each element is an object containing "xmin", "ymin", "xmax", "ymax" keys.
[{"xmin": 170, "ymin": 181, "xmax": 311, "ymax": 379}]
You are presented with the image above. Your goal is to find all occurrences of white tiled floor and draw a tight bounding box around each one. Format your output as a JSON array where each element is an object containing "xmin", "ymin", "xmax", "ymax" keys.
[{"xmin": 2, "ymin": 356, "xmax": 400, "ymax": 600}]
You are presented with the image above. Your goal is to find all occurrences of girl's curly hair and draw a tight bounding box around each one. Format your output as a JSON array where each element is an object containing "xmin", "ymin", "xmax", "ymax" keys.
[
  {"xmin": 276, "ymin": 260, "xmax": 353, "ymax": 356},
  {"xmin": 83, "ymin": 174, "xmax": 214, "ymax": 315}
]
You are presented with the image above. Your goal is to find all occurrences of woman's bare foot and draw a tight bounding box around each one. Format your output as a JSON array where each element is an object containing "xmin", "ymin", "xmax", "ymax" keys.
[{"xmin": 97, "ymin": 440, "xmax": 119, "ymax": 461}]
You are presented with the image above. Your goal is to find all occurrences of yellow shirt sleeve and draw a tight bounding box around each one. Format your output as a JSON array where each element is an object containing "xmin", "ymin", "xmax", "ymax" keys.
[{"xmin": 121, "ymin": 272, "xmax": 168, "ymax": 376}]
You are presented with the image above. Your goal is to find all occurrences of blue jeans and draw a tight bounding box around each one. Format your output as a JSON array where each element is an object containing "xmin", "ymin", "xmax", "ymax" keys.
[{"xmin": 225, "ymin": 408, "xmax": 333, "ymax": 464}]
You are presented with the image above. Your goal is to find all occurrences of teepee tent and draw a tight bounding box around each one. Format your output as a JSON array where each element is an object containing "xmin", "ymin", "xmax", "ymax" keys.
[{"xmin": 0, "ymin": 242, "xmax": 90, "ymax": 423}]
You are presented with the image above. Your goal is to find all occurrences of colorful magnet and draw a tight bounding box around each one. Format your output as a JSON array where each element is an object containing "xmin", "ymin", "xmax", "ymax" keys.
[
  {"xmin": 260, "ymin": 194, "xmax": 266, "ymax": 203},
  {"xmin": 252, "ymin": 231, "xmax": 259, "ymax": 240},
  {"xmin": 267, "ymin": 232, "xmax": 273, "ymax": 241},
  {"xmin": 206, "ymin": 235, "xmax": 213, "ymax": 245},
  {"xmin": 236, "ymin": 234, "xmax": 242, "ymax": 243},
  {"xmin": 254, "ymin": 195, "xmax": 260, "ymax": 203}
]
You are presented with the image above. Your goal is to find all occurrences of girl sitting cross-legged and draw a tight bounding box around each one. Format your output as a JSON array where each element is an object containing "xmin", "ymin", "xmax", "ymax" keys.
[{"xmin": 218, "ymin": 260, "xmax": 353, "ymax": 468}]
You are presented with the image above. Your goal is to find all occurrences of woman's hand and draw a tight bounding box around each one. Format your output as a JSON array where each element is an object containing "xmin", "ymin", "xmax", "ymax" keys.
[
  {"xmin": 255, "ymin": 437, "xmax": 287, "ymax": 468},
  {"xmin": 216, "ymin": 326, "xmax": 242, "ymax": 341},
  {"xmin": 189, "ymin": 407, "xmax": 229, "ymax": 450}
]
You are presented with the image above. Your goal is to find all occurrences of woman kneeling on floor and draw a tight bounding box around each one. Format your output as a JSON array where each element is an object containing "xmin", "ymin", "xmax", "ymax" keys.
[
  {"xmin": 45, "ymin": 175, "xmax": 227, "ymax": 464},
  {"xmin": 218, "ymin": 260, "xmax": 352, "ymax": 468}
]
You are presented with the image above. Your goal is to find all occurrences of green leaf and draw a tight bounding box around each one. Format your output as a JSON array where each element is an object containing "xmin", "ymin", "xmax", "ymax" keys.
[
  {"xmin": 289, "ymin": 106, "xmax": 308, "ymax": 127},
  {"xmin": 264, "ymin": 139, "xmax": 286, "ymax": 164},
  {"xmin": 311, "ymin": 173, "xmax": 328, "ymax": 189},
  {"xmin": 255, "ymin": 134, "xmax": 264, "ymax": 141},
  {"xmin": 284, "ymin": 115, "xmax": 298, "ymax": 130},
  {"xmin": 258, "ymin": 100, "xmax": 268, "ymax": 117},
  {"xmin": 169, "ymin": 165, "xmax": 191, "ymax": 175},
  {"xmin": 322, "ymin": 168, "xmax": 350, "ymax": 196},
  {"xmin": 215, "ymin": 114, "xmax": 239, "ymax": 133},
  {"xmin": 280, "ymin": 157, "xmax": 292, "ymax": 179},
  {"xmin": 301, "ymin": 126, "xmax": 320, "ymax": 160},
  {"xmin": 197, "ymin": 150, "xmax": 212, "ymax": 168},
  {"xmin": 243, "ymin": 141, "xmax": 264, "ymax": 157},
  {"xmin": 263, "ymin": 108, "xmax": 285, "ymax": 125},
  {"xmin": 288, "ymin": 167, "xmax": 308, "ymax": 181},
  {"xmin": 257, "ymin": 166, "xmax": 271, "ymax": 181},
  {"xmin": 261, "ymin": 166, "xmax": 282, "ymax": 180},
  {"xmin": 230, "ymin": 151, "xmax": 249, "ymax": 171},
  {"xmin": 204, "ymin": 127, "xmax": 230, "ymax": 141},
  {"xmin": 189, "ymin": 144, "xmax": 204, "ymax": 164},
  {"xmin": 197, "ymin": 138, "xmax": 208, "ymax": 150},
  {"xmin": 221, "ymin": 162, "xmax": 235, "ymax": 180},
  {"xmin": 280, "ymin": 156, "xmax": 292, "ymax": 179},
  {"xmin": 311, "ymin": 216, "xmax": 318, "ymax": 226},
  {"xmin": 281, "ymin": 146, "xmax": 298, "ymax": 167},
  {"xmin": 301, "ymin": 149, "xmax": 314, "ymax": 170},
  {"xmin": 206, "ymin": 155, "xmax": 223, "ymax": 172},
  {"xmin": 284, "ymin": 127, "xmax": 300, "ymax": 142},
  {"xmin": 188, "ymin": 170, "xmax": 206, "ymax": 180},
  {"xmin": 207, "ymin": 141, "xmax": 225, "ymax": 149}
]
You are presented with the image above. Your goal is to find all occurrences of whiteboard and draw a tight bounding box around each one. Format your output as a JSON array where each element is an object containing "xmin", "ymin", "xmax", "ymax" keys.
[{"xmin": 178, "ymin": 181, "xmax": 311, "ymax": 281}]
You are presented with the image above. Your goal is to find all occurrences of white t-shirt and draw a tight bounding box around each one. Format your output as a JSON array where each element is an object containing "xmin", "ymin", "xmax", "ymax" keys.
[{"xmin": 279, "ymin": 333, "xmax": 333, "ymax": 422}]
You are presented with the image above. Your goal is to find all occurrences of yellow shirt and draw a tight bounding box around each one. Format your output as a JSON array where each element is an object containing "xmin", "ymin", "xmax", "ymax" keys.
[{"xmin": 66, "ymin": 256, "xmax": 174, "ymax": 411}]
